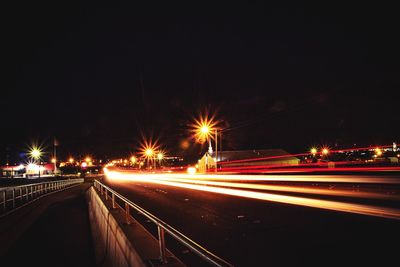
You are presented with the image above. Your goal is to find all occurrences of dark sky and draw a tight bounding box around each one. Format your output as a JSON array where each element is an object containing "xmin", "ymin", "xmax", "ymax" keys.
[{"xmin": 2, "ymin": 1, "xmax": 400, "ymax": 162}]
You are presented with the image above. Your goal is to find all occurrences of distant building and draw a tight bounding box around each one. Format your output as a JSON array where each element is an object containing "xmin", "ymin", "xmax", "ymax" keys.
[
  {"xmin": 0, "ymin": 165, "xmax": 25, "ymax": 178},
  {"xmin": 25, "ymin": 163, "xmax": 55, "ymax": 177},
  {"xmin": 198, "ymin": 149, "xmax": 300, "ymax": 173},
  {"xmin": 0, "ymin": 163, "xmax": 55, "ymax": 178}
]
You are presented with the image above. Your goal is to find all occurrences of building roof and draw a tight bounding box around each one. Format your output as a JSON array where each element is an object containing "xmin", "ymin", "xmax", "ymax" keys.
[
  {"xmin": 215, "ymin": 149, "xmax": 299, "ymax": 162},
  {"xmin": 0, "ymin": 165, "xmax": 25, "ymax": 171}
]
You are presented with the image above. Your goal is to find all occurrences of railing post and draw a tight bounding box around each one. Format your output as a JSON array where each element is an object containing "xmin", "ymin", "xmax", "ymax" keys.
[
  {"xmin": 105, "ymin": 188, "xmax": 108, "ymax": 200},
  {"xmin": 158, "ymin": 225, "xmax": 167, "ymax": 264},
  {"xmin": 31, "ymin": 185, "xmax": 33, "ymax": 198},
  {"xmin": 125, "ymin": 203, "xmax": 130, "ymax": 224},
  {"xmin": 26, "ymin": 187, "xmax": 29, "ymax": 201},
  {"xmin": 12, "ymin": 189, "xmax": 15, "ymax": 208},
  {"xmin": 112, "ymin": 193, "xmax": 116, "ymax": 209},
  {"xmin": 20, "ymin": 188, "xmax": 22, "ymax": 201}
]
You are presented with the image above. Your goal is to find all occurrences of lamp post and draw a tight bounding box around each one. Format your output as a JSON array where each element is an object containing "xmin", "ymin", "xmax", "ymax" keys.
[
  {"xmin": 145, "ymin": 148, "xmax": 154, "ymax": 169},
  {"xmin": 157, "ymin": 152, "xmax": 164, "ymax": 169},
  {"xmin": 214, "ymin": 129, "xmax": 218, "ymax": 172},
  {"xmin": 30, "ymin": 147, "xmax": 42, "ymax": 178}
]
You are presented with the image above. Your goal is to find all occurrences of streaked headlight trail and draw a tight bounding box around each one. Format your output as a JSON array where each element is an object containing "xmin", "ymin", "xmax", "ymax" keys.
[{"xmin": 104, "ymin": 168, "xmax": 400, "ymax": 220}]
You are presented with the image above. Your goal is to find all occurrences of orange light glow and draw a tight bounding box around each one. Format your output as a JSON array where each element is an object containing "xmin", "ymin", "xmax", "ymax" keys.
[
  {"xmin": 322, "ymin": 148, "xmax": 329, "ymax": 155},
  {"xmin": 139, "ymin": 138, "xmax": 159, "ymax": 159},
  {"xmin": 189, "ymin": 112, "xmax": 219, "ymax": 143}
]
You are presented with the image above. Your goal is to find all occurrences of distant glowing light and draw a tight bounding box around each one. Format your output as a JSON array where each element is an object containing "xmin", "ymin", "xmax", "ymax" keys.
[
  {"xmin": 130, "ymin": 156, "xmax": 136, "ymax": 163},
  {"xmin": 310, "ymin": 148, "xmax": 317, "ymax": 155},
  {"xmin": 139, "ymin": 138, "xmax": 159, "ymax": 160},
  {"xmin": 375, "ymin": 148, "xmax": 382, "ymax": 156},
  {"xmin": 81, "ymin": 162, "xmax": 88, "ymax": 168},
  {"xmin": 190, "ymin": 111, "xmax": 219, "ymax": 143},
  {"xmin": 29, "ymin": 146, "xmax": 43, "ymax": 160},
  {"xmin": 322, "ymin": 148, "xmax": 329, "ymax": 155},
  {"xmin": 145, "ymin": 148, "xmax": 154, "ymax": 157},
  {"xmin": 69, "ymin": 158, "xmax": 74, "ymax": 163},
  {"xmin": 201, "ymin": 126, "xmax": 210, "ymax": 134},
  {"xmin": 51, "ymin": 158, "xmax": 56, "ymax": 163},
  {"xmin": 85, "ymin": 157, "xmax": 91, "ymax": 163},
  {"xmin": 27, "ymin": 163, "xmax": 39, "ymax": 171},
  {"xmin": 187, "ymin": 167, "xmax": 196, "ymax": 174},
  {"xmin": 157, "ymin": 152, "xmax": 164, "ymax": 160}
]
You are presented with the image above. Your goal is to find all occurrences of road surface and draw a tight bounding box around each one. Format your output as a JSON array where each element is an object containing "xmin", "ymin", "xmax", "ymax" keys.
[{"xmin": 101, "ymin": 171, "xmax": 400, "ymax": 266}]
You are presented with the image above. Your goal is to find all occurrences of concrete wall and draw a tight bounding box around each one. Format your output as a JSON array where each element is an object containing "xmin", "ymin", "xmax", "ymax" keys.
[{"xmin": 86, "ymin": 187, "xmax": 147, "ymax": 267}]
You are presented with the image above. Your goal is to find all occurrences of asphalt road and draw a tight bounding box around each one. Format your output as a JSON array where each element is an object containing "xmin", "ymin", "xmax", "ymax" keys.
[{"xmin": 102, "ymin": 173, "xmax": 400, "ymax": 267}]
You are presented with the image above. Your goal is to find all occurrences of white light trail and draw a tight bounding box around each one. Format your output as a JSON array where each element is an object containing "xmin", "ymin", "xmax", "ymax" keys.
[{"xmin": 104, "ymin": 169, "xmax": 400, "ymax": 220}]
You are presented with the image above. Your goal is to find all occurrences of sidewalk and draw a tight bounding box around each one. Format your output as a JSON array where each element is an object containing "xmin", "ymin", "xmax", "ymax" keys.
[{"xmin": 0, "ymin": 182, "xmax": 95, "ymax": 267}]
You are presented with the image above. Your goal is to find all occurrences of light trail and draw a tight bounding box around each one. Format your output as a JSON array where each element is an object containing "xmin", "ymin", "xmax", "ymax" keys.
[
  {"xmin": 133, "ymin": 177, "xmax": 400, "ymax": 200},
  {"xmin": 104, "ymin": 169, "xmax": 400, "ymax": 220},
  {"xmin": 218, "ymin": 166, "xmax": 400, "ymax": 174},
  {"xmin": 217, "ymin": 145, "xmax": 393, "ymax": 165},
  {"xmin": 215, "ymin": 160, "xmax": 363, "ymax": 172},
  {"xmin": 105, "ymin": 169, "xmax": 400, "ymax": 184}
]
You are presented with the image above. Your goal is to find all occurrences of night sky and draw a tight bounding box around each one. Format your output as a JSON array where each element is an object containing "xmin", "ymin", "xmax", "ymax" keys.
[{"xmin": 2, "ymin": 1, "xmax": 400, "ymax": 163}]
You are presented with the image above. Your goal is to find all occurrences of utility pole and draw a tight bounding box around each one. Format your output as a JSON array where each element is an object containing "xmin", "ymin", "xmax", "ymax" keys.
[
  {"xmin": 54, "ymin": 138, "xmax": 58, "ymax": 175},
  {"xmin": 215, "ymin": 129, "xmax": 218, "ymax": 172}
]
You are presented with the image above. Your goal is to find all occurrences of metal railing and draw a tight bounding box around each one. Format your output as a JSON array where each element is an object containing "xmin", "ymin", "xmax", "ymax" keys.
[
  {"xmin": 0, "ymin": 179, "xmax": 84, "ymax": 216},
  {"xmin": 94, "ymin": 180, "xmax": 233, "ymax": 267}
]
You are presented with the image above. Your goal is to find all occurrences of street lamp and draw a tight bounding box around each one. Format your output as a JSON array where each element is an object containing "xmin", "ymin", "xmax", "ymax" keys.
[
  {"xmin": 190, "ymin": 112, "xmax": 220, "ymax": 171},
  {"xmin": 310, "ymin": 148, "xmax": 317, "ymax": 156},
  {"xmin": 157, "ymin": 152, "xmax": 165, "ymax": 168},
  {"xmin": 139, "ymin": 137, "xmax": 159, "ymax": 170},
  {"xmin": 130, "ymin": 156, "xmax": 136, "ymax": 165},
  {"xmin": 29, "ymin": 147, "xmax": 42, "ymax": 177}
]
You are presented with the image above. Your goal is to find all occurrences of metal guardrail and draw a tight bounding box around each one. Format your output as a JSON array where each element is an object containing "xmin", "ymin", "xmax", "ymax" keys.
[
  {"xmin": 94, "ymin": 180, "xmax": 234, "ymax": 267},
  {"xmin": 0, "ymin": 179, "xmax": 84, "ymax": 216}
]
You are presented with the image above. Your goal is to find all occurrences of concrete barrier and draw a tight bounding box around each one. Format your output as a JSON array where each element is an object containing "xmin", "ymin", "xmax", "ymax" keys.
[
  {"xmin": 87, "ymin": 186, "xmax": 147, "ymax": 267},
  {"xmin": 87, "ymin": 186, "xmax": 185, "ymax": 267}
]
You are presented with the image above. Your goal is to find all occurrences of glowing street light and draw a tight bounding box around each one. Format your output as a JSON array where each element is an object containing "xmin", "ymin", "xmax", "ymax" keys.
[
  {"xmin": 190, "ymin": 112, "xmax": 218, "ymax": 144},
  {"xmin": 28, "ymin": 146, "xmax": 43, "ymax": 177},
  {"xmin": 69, "ymin": 157, "xmax": 74, "ymax": 164},
  {"xmin": 375, "ymin": 148, "xmax": 382, "ymax": 157},
  {"xmin": 130, "ymin": 156, "xmax": 136, "ymax": 164},
  {"xmin": 30, "ymin": 148, "xmax": 42, "ymax": 160},
  {"xmin": 322, "ymin": 148, "xmax": 329, "ymax": 156},
  {"xmin": 139, "ymin": 138, "xmax": 159, "ymax": 169},
  {"xmin": 190, "ymin": 112, "xmax": 220, "ymax": 171},
  {"xmin": 85, "ymin": 157, "xmax": 92, "ymax": 163},
  {"xmin": 145, "ymin": 148, "xmax": 154, "ymax": 157},
  {"xmin": 310, "ymin": 148, "xmax": 317, "ymax": 156}
]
